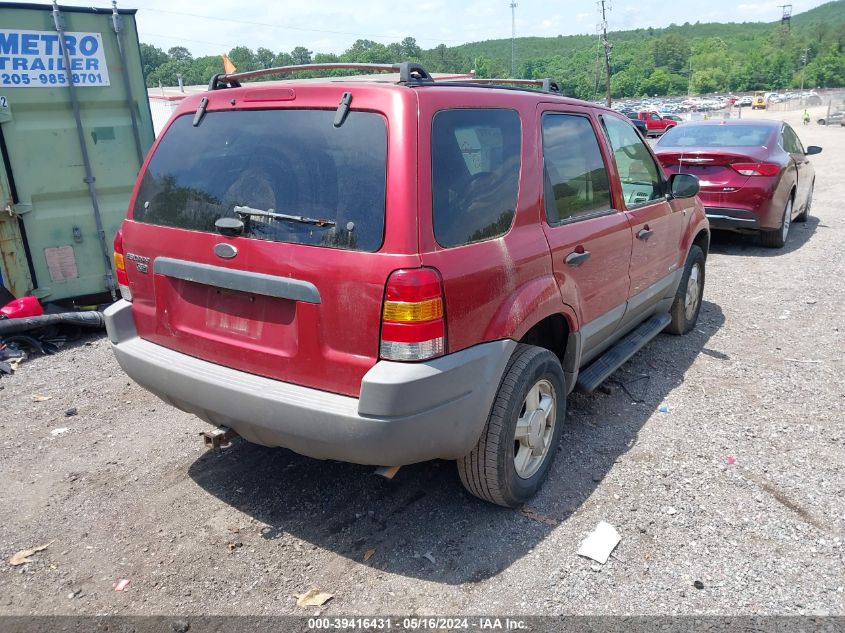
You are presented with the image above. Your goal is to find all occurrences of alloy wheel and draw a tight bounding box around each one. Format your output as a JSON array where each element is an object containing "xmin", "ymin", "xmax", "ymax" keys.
[{"xmin": 513, "ymin": 379, "xmax": 556, "ymax": 479}]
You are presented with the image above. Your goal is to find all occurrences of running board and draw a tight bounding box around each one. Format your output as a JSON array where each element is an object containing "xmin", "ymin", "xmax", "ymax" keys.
[{"xmin": 575, "ymin": 313, "xmax": 671, "ymax": 393}]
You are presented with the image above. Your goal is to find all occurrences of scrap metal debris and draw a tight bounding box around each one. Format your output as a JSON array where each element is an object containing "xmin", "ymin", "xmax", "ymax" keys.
[
  {"xmin": 9, "ymin": 542, "xmax": 52, "ymax": 566},
  {"xmin": 577, "ymin": 521, "xmax": 621, "ymax": 564}
]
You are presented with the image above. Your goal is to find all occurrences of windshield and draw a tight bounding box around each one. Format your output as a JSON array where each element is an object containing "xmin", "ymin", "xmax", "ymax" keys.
[
  {"xmin": 658, "ymin": 124, "xmax": 773, "ymax": 148},
  {"xmin": 132, "ymin": 109, "xmax": 387, "ymax": 252}
]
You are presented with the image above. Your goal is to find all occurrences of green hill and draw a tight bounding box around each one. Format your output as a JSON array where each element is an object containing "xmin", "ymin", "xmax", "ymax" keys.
[
  {"xmin": 433, "ymin": 0, "xmax": 845, "ymax": 97},
  {"xmin": 140, "ymin": 1, "xmax": 845, "ymax": 97}
]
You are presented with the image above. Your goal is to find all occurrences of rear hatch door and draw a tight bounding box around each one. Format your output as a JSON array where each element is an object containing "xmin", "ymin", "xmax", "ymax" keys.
[{"xmin": 122, "ymin": 88, "xmax": 418, "ymax": 397}]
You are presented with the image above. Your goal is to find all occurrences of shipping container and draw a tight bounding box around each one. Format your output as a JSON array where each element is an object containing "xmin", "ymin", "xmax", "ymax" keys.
[{"xmin": 0, "ymin": 2, "xmax": 154, "ymax": 302}]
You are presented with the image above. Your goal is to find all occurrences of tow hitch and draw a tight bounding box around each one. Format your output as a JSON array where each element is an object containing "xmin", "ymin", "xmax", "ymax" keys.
[{"xmin": 201, "ymin": 426, "xmax": 238, "ymax": 449}]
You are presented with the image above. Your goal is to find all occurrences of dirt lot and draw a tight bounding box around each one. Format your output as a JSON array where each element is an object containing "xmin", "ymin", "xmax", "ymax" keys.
[{"xmin": 0, "ymin": 109, "xmax": 843, "ymax": 617}]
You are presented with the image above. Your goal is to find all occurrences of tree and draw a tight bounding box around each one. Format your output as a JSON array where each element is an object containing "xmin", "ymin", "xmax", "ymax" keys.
[
  {"xmin": 290, "ymin": 46, "xmax": 312, "ymax": 65},
  {"xmin": 256, "ymin": 47, "xmax": 275, "ymax": 69},
  {"xmin": 139, "ymin": 43, "xmax": 168, "ymax": 83},
  {"xmin": 167, "ymin": 46, "xmax": 192, "ymax": 62},
  {"xmin": 803, "ymin": 44, "xmax": 845, "ymax": 87},
  {"xmin": 387, "ymin": 42, "xmax": 404, "ymax": 61},
  {"xmin": 401, "ymin": 36, "xmax": 422, "ymax": 59},
  {"xmin": 137, "ymin": 2, "xmax": 845, "ymax": 93},
  {"xmin": 610, "ymin": 65, "xmax": 643, "ymax": 97},
  {"xmin": 474, "ymin": 56, "xmax": 507, "ymax": 78},
  {"xmin": 641, "ymin": 68, "xmax": 672, "ymax": 96},
  {"xmin": 313, "ymin": 52, "xmax": 339, "ymax": 64},
  {"xmin": 228, "ymin": 46, "xmax": 258, "ymax": 72},
  {"xmin": 273, "ymin": 51, "xmax": 294, "ymax": 67},
  {"xmin": 651, "ymin": 34, "xmax": 690, "ymax": 74},
  {"xmin": 341, "ymin": 39, "xmax": 392, "ymax": 64}
]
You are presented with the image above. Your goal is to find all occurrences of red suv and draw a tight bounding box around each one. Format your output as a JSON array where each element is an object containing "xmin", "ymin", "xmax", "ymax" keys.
[{"xmin": 106, "ymin": 63, "xmax": 710, "ymax": 507}]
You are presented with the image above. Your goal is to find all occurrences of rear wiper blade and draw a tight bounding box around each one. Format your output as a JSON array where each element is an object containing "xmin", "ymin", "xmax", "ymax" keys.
[{"xmin": 234, "ymin": 205, "xmax": 336, "ymax": 227}]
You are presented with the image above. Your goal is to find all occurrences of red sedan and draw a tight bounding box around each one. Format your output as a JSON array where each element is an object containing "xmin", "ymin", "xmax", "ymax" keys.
[{"xmin": 655, "ymin": 120, "xmax": 821, "ymax": 248}]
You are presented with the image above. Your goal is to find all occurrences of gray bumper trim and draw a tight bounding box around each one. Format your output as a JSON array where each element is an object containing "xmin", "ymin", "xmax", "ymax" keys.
[{"xmin": 104, "ymin": 300, "xmax": 514, "ymax": 465}]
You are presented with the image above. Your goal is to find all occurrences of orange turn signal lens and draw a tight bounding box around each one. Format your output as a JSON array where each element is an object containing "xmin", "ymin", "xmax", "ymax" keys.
[{"xmin": 382, "ymin": 298, "xmax": 443, "ymax": 322}]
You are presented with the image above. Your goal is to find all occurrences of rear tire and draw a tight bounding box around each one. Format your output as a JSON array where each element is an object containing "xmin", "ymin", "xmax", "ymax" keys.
[
  {"xmin": 666, "ymin": 245, "xmax": 705, "ymax": 335},
  {"xmin": 457, "ymin": 344, "xmax": 566, "ymax": 508},
  {"xmin": 760, "ymin": 196, "xmax": 793, "ymax": 248},
  {"xmin": 795, "ymin": 183, "xmax": 814, "ymax": 223}
]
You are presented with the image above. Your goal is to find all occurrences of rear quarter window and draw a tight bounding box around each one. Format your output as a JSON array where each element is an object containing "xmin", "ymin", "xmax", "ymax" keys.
[
  {"xmin": 132, "ymin": 109, "xmax": 387, "ymax": 252},
  {"xmin": 431, "ymin": 109, "xmax": 521, "ymax": 248}
]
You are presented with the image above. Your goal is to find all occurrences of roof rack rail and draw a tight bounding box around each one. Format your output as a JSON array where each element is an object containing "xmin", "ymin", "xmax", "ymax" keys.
[
  {"xmin": 439, "ymin": 77, "xmax": 561, "ymax": 94},
  {"xmin": 207, "ymin": 62, "xmax": 434, "ymax": 91}
]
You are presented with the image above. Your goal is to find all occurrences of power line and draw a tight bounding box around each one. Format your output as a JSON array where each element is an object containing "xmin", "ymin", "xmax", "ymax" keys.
[
  {"xmin": 143, "ymin": 32, "xmax": 241, "ymax": 49},
  {"xmin": 142, "ymin": 8, "xmax": 463, "ymax": 44}
]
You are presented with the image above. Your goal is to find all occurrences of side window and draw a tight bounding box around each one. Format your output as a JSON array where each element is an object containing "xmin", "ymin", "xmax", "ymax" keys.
[
  {"xmin": 542, "ymin": 114, "xmax": 613, "ymax": 224},
  {"xmin": 649, "ymin": 112, "xmax": 661, "ymax": 121},
  {"xmin": 432, "ymin": 109, "xmax": 521, "ymax": 248},
  {"xmin": 601, "ymin": 115, "xmax": 663, "ymax": 207},
  {"xmin": 782, "ymin": 125, "xmax": 804, "ymax": 154}
]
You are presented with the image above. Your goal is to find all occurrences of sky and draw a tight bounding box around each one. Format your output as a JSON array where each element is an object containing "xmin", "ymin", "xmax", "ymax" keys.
[{"xmin": 12, "ymin": 0, "xmax": 833, "ymax": 56}]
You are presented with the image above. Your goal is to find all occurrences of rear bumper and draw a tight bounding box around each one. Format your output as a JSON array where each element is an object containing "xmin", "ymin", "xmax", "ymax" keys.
[
  {"xmin": 704, "ymin": 207, "xmax": 761, "ymax": 231},
  {"xmin": 105, "ymin": 300, "xmax": 514, "ymax": 466}
]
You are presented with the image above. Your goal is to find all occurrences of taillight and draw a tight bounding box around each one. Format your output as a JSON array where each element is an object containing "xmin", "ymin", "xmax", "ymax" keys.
[
  {"xmin": 113, "ymin": 229, "xmax": 132, "ymax": 302},
  {"xmin": 380, "ymin": 268, "xmax": 445, "ymax": 362},
  {"xmin": 731, "ymin": 162, "xmax": 780, "ymax": 177}
]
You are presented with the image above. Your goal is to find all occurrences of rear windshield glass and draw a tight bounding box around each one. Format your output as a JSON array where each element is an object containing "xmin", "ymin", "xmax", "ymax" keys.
[
  {"xmin": 133, "ymin": 109, "xmax": 387, "ymax": 252},
  {"xmin": 658, "ymin": 124, "xmax": 772, "ymax": 148},
  {"xmin": 431, "ymin": 109, "xmax": 521, "ymax": 248}
]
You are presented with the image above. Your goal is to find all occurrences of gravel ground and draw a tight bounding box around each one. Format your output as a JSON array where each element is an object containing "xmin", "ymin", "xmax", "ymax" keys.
[{"xmin": 0, "ymin": 109, "xmax": 842, "ymax": 617}]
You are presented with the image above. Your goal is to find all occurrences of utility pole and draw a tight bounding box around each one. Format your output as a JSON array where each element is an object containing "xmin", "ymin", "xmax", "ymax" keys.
[
  {"xmin": 510, "ymin": 1, "xmax": 517, "ymax": 78},
  {"xmin": 799, "ymin": 47, "xmax": 810, "ymax": 104},
  {"xmin": 687, "ymin": 59, "xmax": 693, "ymax": 97},
  {"xmin": 598, "ymin": 0, "xmax": 612, "ymax": 107}
]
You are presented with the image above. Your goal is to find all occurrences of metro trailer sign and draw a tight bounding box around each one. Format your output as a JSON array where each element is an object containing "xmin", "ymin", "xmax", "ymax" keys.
[{"xmin": 0, "ymin": 29, "xmax": 110, "ymax": 87}]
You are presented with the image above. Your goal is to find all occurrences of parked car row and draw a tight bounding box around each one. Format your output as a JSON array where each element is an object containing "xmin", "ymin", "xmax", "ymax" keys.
[{"xmin": 103, "ymin": 64, "xmax": 822, "ymax": 508}]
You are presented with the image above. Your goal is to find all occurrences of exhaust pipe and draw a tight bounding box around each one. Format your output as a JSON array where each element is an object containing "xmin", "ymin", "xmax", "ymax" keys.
[{"xmin": 201, "ymin": 426, "xmax": 238, "ymax": 449}]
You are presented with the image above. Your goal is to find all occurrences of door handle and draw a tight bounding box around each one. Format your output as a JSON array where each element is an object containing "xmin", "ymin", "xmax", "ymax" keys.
[
  {"xmin": 637, "ymin": 228, "xmax": 654, "ymax": 240},
  {"xmin": 565, "ymin": 250, "xmax": 591, "ymax": 267}
]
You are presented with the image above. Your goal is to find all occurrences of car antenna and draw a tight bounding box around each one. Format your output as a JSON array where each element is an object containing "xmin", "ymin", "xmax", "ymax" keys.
[{"xmin": 334, "ymin": 92, "xmax": 352, "ymax": 128}]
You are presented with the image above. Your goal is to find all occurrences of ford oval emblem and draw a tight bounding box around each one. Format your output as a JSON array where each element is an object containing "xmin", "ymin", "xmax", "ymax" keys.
[{"xmin": 214, "ymin": 243, "xmax": 238, "ymax": 259}]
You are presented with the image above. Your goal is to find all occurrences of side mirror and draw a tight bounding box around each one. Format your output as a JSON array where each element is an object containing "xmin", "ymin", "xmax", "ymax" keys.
[
  {"xmin": 669, "ymin": 173, "xmax": 700, "ymax": 199},
  {"xmin": 805, "ymin": 145, "xmax": 822, "ymax": 156}
]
